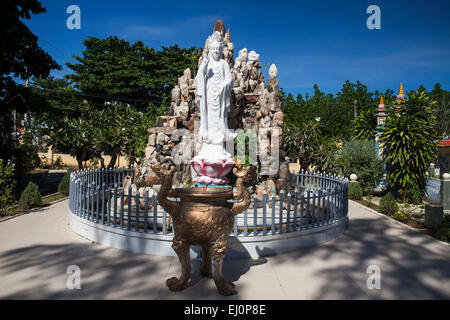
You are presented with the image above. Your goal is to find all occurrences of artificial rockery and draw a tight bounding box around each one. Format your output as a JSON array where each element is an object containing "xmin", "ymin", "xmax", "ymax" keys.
[{"xmin": 133, "ymin": 20, "xmax": 291, "ymax": 201}]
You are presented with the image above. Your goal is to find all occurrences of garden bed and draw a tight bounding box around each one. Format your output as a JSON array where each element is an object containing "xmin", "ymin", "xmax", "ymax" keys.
[
  {"xmin": 0, "ymin": 192, "xmax": 68, "ymax": 222},
  {"xmin": 355, "ymin": 197, "xmax": 447, "ymax": 243}
]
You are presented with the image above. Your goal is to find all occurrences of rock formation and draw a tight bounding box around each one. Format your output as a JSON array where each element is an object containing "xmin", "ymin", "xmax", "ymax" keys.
[{"xmin": 134, "ymin": 20, "xmax": 291, "ymax": 198}]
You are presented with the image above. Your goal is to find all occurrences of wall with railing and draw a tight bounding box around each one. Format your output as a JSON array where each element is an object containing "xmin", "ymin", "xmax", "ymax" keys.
[{"xmin": 68, "ymin": 167, "xmax": 349, "ymax": 258}]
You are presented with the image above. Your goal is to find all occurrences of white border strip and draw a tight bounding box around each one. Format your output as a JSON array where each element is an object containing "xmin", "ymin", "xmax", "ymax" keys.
[{"xmin": 69, "ymin": 210, "xmax": 349, "ymax": 259}]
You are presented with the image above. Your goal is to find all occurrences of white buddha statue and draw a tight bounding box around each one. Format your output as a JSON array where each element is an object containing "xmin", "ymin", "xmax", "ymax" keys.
[
  {"xmin": 191, "ymin": 31, "xmax": 235, "ymax": 185},
  {"xmin": 195, "ymin": 31, "xmax": 235, "ymax": 160}
]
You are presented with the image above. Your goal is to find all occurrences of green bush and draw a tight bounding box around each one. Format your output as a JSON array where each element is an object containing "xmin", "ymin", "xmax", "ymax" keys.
[
  {"xmin": 406, "ymin": 185, "xmax": 423, "ymax": 205},
  {"xmin": 348, "ymin": 182, "xmax": 363, "ymax": 200},
  {"xmin": 0, "ymin": 158, "xmax": 16, "ymax": 215},
  {"xmin": 58, "ymin": 171, "xmax": 71, "ymax": 196},
  {"xmin": 1, "ymin": 144, "xmax": 40, "ymax": 198},
  {"xmin": 433, "ymin": 215, "xmax": 450, "ymax": 243},
  {"xmin": 54, "ymin": 156, "xmax": 64, "ymax": 169},
  {"xmin": 18, "ymin": 182, "xmax": 42, "ymax": 210},
  {"xmin": 378, "ymin": 192, "xmax": 398, "ymax": 216},
  {"xmin": 338, "ymin": 140, "xmax": 383, "ymax": 193},
  {"xmin": 392, "ymin": 211, "xmax": 409, "ymax": 223}
]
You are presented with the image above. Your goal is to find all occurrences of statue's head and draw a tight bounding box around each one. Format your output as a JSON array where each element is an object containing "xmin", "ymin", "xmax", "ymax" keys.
[{"xmin": 208, "ymin": 31, "xmax": 223, "ymax": 61}]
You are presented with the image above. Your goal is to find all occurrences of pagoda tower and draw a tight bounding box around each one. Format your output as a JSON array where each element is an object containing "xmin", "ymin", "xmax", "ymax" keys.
[
  {"xmin": 375, "ymin": 94, "xmax": 388, "ymax": 190},
  {"xmin": 375, "ymin": 94, "xmax": 386, "ymax": 160},
  {"xmin": 394, "ymin": 82, "xmax": 405, "ymax": 116}
]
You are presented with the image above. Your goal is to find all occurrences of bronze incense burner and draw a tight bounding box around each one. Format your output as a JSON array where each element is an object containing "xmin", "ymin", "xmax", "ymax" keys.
[{"xmin": 152, "ymin": 164, "xmax": 256, "ymax": 296}]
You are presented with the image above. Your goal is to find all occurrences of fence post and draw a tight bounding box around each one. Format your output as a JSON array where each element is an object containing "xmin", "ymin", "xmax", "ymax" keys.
[
  {"xmin": 113, "ymin": 186, "xmax": 118, "ymax": 227},
  {"xmin": 262, "ymin": 191, "xmax": 267, "ymax": 236},
  {"xmin": 293, "ymin": 188, "xmax": 298, "ymax": 231},
  {"xmin": 86, "ymin": 184, "xmax": 91, "ymax": 220},
  {"xmin": 279, "ymin": 190, "xmax": 284, "ymax": 234},
  {"xmin": 163, "ymin": 209, "xmax": 167, "ymax": 234},
  {"xmin": 306, "ymin": 185, "xmax": 311, "ymax": 228},
  {"xmin": 127, "ymin": 186, "xmax": 132, "ymax": 230},
  {"xmin": 101, "ymin": 185, "xmax": 106, "ymax": 224},
  {"xmin": 107, "ymin": 187, "xmax": 111, "ymax": 225},
  {"xmin": 286, "ymin": 191, "xmax": 291, "ymax": 232},
  {"xmin": 271, "ymin": 193, "xmax": 276, "ymax": 235},
  {"xmin": 144, "ymin": 188, "xmax": 149, "ymax": 232},
  {"xmin": 300, "ymin": 169, "xmax": 304, "ymax": 189},
  {"xmin": 300, "ymin": 190, "xmax": 304, "ymax": 230},
  {"xmin": 120, "ymin": 189, "xmax": 124, "ymax": 228},
  {"xmin": 244, "ymin": 209, "xmax": 248, "ymax": 236},
  {"xmin": 312, "ymin": 185, "xmax": 317, "ymax": 227},
  {"xmin": 135, "ymin": 190, "xmax": 140, "ymax": 231},
  {"xmin": 253, "ymin": 194, "xmax": 258, "ymax": 236},
  {"xmin": 153, "ymin": 193, "xmax": 158, "ymax": 233}
]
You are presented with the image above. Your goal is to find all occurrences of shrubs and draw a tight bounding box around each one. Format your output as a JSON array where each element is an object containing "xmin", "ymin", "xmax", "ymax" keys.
[
  {"xmin": 58, "ymin": 171, "xmax": 71, "ymax": 196},
  {"xmin": 338, "ymin": 140, "xmax": 383, "ymax": 193},
  {"xmin": 433, "ymin": 215, "xmax": 450, "ymax": 243},
  {"xmin": 406, "ymin": 185, "xmax": 423, "ymax": 205},
  {"xmin": 18, "ymin": 182, "xmax": 42, "ymax": 210},
  {"xmin": 0, "ymin": 159, "xmax": 16, "ymax": 215},
  {"xmin": 378, "ymin": 192, "xmax": 398, "ymax": 216},
  {"xmin": 391, "ymin": 211, "xmax": 409, "ymax": 223},
  {"xmin": 348, "ymin": 182, "xmax": 363, "ymax": 200}
]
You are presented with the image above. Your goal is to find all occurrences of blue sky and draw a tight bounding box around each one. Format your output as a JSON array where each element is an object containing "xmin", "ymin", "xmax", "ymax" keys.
[{"xmin": 26, "ymin": 0, "xmax": 450, "ymax": 96}]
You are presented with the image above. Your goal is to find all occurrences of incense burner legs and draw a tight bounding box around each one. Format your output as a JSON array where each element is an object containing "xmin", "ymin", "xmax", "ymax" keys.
[{"xmin": 152, "ymin": 164, "xmax": 255, "ymax": 296}]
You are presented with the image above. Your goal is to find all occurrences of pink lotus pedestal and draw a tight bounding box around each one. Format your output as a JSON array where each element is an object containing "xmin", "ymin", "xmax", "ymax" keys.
[{"xmin": 190, "ymin": 158, "xmax": 235, "ymax": 185}]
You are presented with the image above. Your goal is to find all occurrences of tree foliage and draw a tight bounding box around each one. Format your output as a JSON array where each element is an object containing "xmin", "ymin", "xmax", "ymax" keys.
[
  {"xmin": 338, "ymin": 140, "xmax": 383, "ymax": 192},
  {"xmin": 283, "ymin": 120, "xmax": 339, "ymax": 173},
  {"xmin": 0, "ymin": 158, "xmax": 16, "ymax": 215},
  {"xmin": 66, "ymin": 36, "xmax": 201, "ymax": 115},
  {"xmin": 352, "ymin": 109, "xmax": 377, "ymax": 140},
  {"xmin": 379, "ymin": 90, "xmax": 441, "ymax": 201},
  {"xmin": 0, "ymin": 0, "xmax": 60, "ymax": 143},
  {"xmin": 45, "ymin": 101, "xmax": 151, "ymax": 169}
]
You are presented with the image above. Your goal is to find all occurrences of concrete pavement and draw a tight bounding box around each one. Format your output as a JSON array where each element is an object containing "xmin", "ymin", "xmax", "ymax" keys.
[{"xmin": 0, "ymin": 199, "xmax": 449, "ymax": 299}]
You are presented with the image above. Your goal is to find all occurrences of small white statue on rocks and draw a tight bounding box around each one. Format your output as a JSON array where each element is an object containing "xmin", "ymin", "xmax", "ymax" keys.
[{"xmin": 269, "ymin": 64, "xmax": 278, "ymax": 78}]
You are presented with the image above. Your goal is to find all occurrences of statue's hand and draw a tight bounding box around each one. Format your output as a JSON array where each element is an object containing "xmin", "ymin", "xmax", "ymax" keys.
[{"xmin": 203, "ymin": 52, "xmax": 209, "ymax": 65}]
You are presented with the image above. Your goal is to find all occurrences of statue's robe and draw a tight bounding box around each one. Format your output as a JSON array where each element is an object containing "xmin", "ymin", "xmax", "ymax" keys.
[{"xmin": 196, "ymin": 58, "xmax": 233, "ymax": 145}]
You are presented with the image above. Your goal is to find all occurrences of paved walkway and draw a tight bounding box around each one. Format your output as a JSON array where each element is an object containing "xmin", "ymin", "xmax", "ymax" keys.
[{"xmin": 0, "ymin": 199, "xmax": 449, "ymax": 299}]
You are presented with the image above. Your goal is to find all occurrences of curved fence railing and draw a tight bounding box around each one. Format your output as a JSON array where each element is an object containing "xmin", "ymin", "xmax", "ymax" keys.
[{"xmin": 69, "ymin": 167, "xmax": 348, "ymax": 237}]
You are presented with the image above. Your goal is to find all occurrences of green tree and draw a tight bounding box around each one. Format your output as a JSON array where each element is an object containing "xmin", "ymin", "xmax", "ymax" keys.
[
  {"xmin": 379, "ymin": 90, "xmax": 441, "ymax": 201},
  {"xmin": 352, "ymin": 108, "xmax": 377, "ymax": 140},
  {"xmin": 45, "ymin": 102, "xmax": 96, "ymax": 170},
  {"xmin": 0, "ymin": 0, "xmax": 60, "ymax": 143},
  {"xmin": 283, "ymin": 120, "xmax": 339, "ymax": 173},
  {"xmin": 89, "ymin": 102, "xmax": 151, "ymax": 167},
  {"xmin": 429, "ymin": 83, "xmax": 450, "ymax": 137},
  {"xmin": 66, "ymin": 37, "xmax": 201, "ymax": 116}
]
